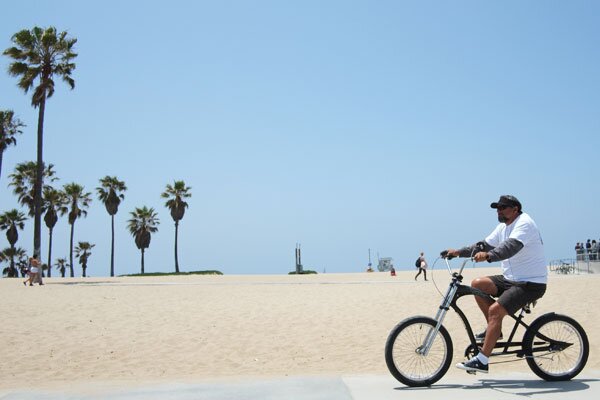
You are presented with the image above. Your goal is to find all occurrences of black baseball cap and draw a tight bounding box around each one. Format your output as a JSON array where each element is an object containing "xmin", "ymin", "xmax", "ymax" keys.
[{"xmin": 491, "ymin": 195, "xmax": 522, "ymax": 210}]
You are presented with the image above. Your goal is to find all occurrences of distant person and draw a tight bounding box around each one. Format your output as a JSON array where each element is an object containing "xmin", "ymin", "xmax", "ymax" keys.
[
  {"xmin": 575, "ymin": 242, "xmax": 584, "ymax": 261},
  {"xmin": 414, "ymin": 252, "xmax": 428, "ymax": 281},
  {"xmin": 390, "ymin": 266, "xmax": 396, "ymax": 276},
  {"xmin": 23, "ymin": 257, "xmax": 42, "ymax": 286},
  {"xmin": 591, "ymin": 240, "xmax": 598, "ymax": 261},
  {"xmin": 19, "ymin": 263, "xmax": 28, "ymax": 278},
  {"xmin": 586, "ymin": 239, "xmax": 592, "ymax": 257}
]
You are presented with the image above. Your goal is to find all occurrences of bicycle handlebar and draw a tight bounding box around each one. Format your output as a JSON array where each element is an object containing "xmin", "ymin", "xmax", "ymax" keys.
[
  {"xmin": 439, "ymin": 242, "xmax": 486, "ymax": 260},
  {"xmin": 439, "ymin": 242, "xmax": 486, "ymax": 276}
]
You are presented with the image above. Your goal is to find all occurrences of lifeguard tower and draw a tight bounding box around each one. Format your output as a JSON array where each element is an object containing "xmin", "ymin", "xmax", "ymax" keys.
[{"xmin": 378, "ymin": 257, "xmax": 394, "ymax": 272}]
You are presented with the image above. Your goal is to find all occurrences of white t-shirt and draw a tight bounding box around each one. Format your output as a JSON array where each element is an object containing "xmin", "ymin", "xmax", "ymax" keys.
[{"xmin": 485, "ymin": 212, "xmax": 547, "ymax": 284}]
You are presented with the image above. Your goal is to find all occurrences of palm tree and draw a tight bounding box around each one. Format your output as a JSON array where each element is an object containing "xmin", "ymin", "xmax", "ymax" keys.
[
  {"xmin": 127, "ymin": 207, "xmax": 159, "ymax": 274},
  {"xmin": 55, "ymin": 257, "xmax": 68, "ymax": 278},
  {"xmin": 161, "ymin": 181, "xmax": 191, "ymax": 273},
  {"xmin": 0, "ymin": 209, "xmax": 27, "ymax": 277},
  {"xmin": 96, "ymin": 176, "xmax": 127, "ymax": 277},
  {"xmin": 3, "ymin": 26, "xmax": 77, "ymax": 261},
  {"xmin": 42, "ymin": 187, "xmax": 67, "ymax": 277},
  {"xmin": 0, "ymin": 110, "xmax": 25, "ymax": 179},
  {"xmin": 61, "ymin": 183, "xmax": 91, "ymax": 277},
  {"xmin": 74, "ymin": 241, "xmax": 94, "ymax": 277},
  {"xmin": 1, "ymin": 247, "xmax": 27, "ymax": 278},
  {"xmin": 9, "ymin": 161, "xmax": 57, "ymax": 216}
]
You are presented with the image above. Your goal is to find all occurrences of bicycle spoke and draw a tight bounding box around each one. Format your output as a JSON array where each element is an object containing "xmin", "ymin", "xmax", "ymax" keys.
[
  {"xmin": 530, "ymin": 320, "xmax": 584, "ymax": 376},
  {"xmin": 392, "ymin": 322, "xmax": 447, "ymax": 379}
]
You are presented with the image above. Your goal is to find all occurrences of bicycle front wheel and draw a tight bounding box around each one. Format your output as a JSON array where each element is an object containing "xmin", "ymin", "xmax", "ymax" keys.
[
  {"xmin": 385, "ymin": 316, "xmax": 453, "ymax": 387},
  {"xmin": 523, "ymin": 313, "xmax": 589, "ymax": 381}
]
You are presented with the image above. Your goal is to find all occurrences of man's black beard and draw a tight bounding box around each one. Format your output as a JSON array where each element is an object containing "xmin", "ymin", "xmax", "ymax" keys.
[{"xmin": 498, "ymin": 214, "xmax": 508, "ymax": 223}]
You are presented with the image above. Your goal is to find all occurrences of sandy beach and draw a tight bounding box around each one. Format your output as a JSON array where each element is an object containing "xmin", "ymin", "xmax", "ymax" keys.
[{"xmin": 1, "ymin": 266, "xmax": 598, "ymax": 391}]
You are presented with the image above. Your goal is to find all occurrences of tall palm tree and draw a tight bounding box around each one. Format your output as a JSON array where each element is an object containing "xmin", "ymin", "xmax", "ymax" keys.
[
  {"xmin": 161, "ymin": 180, "xmax": 191, "ymax": 273},
  {"xmin": 0, "ymin": 209, "xmax": 27, "ymax": 277},
  {"xmin": 0, "ymin": 110, "xmax": 25, "ymax": 179},
  {"xmin": 3, "ymin": 26, "xmax": 77, "ymax": 261},
  {"xmin": 55, "ymin": 257, "xmax": 68, "ymax": 278},
  {"xmin": 96, "ymin": 176, "xmax": 127, "ymax": 277},
  {"xmin": 9, "ymin": 161, "xmax": 57, "ymax": 216},
  {"xmin": 127, "ymin": 207, "xmax": 159, "ymax": 274},
  {"xmin": 1, "ymin": 247, "xmax": 27, "ymax": 278},
  {"xmin": 61, "ymin": 183, "xmax": 91, "ymax": 277},
  {"xmin": 74, "ymin": 241, "xmax": 94, "ymax": 277},
  {"xmin": 42, "ymin": 186, "xmax": 67, "ymax": 277}
]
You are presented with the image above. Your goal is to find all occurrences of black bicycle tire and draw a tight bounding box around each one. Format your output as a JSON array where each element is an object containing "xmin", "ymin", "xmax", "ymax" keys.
[
  {"xmin": 523, "ymin": 313, "xmax": 589, "ymax": 381},
  {"xmin": 385, "ymin": 316, "xmax": 453, "ymax": 387}
]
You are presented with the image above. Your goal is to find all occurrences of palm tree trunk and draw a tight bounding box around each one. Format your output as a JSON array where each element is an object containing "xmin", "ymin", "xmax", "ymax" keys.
[
  {"xmin": 0, "ymin": 149, "xmax": 4, "ymax": 180},
  {"xmin": 10, "ymin": 244, "xmax": 15, "ymax": 278},
  {"xmin": 174, "ymin": 220, "xmax": 179, "ymax": 273},
  {"xmin": 141, "ymin": 249, "xmax": 145, "ymax": 274},
  {"xmin": 47, "ymin": 228, "xmax": 53, "ymax": 278},
  {"xmin": 110, "ymin": 215, "xmax": 115, "ymax": 277},
  {"xmin": 82, "ymin": 264, "xmax": 86, "ymax": 277},
  {"xmin": 33, "ymin": 96, "xmax": 45, "ymax": 265},
  {"xmin": 69, "ymin": 222, "xmax": 75, "ymax": 277}
]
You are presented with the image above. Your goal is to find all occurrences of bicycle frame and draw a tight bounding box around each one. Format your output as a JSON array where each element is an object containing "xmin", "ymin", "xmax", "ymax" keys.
[
  {"xmin": 452, "ymin": 283, "xmax": 534, "ymax": 359},
  {"xmin": 420, "ymin": 257, "xmax": 558, "ymax": 360}
]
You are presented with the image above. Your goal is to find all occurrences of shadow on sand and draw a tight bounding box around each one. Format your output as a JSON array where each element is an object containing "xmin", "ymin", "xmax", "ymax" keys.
[{"xmin": 46, "ymin": 281, "xmax": 115, "ymax": 286}]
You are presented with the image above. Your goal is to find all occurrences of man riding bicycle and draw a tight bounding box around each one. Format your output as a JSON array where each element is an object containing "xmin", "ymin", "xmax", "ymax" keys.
[{"xmin": 443, "ymin": 195, "xmax": 547, "ymax": 373}]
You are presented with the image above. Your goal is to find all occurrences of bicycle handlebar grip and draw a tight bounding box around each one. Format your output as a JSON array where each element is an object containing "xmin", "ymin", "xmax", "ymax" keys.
[{"xmin": 440, "ymin": 250, "xmax": 455, "ymax": 259}]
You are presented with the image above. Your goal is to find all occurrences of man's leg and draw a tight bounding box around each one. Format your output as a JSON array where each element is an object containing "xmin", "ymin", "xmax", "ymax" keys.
[
  {"xmin": 456, "ymin": 299, "xmax": 508, "ymax": 373},
  {"xmin": 455, "ymin": 278, "xmax": 500, "ymax": 373},
  {"xmin": 481, "ymin": 302, "xmax": 508, "ymax": 356},
  {"xmin": 471, "ymin": 277, "xmax": 497, "ymax": 321}
]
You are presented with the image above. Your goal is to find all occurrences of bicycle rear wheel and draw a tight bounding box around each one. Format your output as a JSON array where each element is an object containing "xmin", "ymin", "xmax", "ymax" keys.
[
  {"xmin": 385, "ymin": 316, "xmax": 453, "ymax": 387},
  {"xmin": 523, "ymin": 313, "xmax": 589, "ymax": 381}
]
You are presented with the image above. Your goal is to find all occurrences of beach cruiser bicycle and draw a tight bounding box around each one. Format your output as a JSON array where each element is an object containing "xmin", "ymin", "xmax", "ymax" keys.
[{"xmin": 384, "ymin": 246, "xmax": 589, "ymax": 387}]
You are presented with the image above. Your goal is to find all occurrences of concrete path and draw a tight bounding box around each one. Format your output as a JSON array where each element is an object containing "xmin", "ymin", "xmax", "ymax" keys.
[{"xmin": 1, "ymin": 372, "xmax": 599, "ymax": 400}]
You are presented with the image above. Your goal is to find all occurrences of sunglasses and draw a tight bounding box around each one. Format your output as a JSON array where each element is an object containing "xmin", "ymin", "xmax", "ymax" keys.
[{"xmin": 497, "ymin": 205, "xmax": 514, "ymax": 211}]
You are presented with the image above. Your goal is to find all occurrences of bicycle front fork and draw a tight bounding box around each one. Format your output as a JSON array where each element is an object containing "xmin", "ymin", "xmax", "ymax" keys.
[{"xmin": 419, "ymin": 282, "xmax": 458, "ymax": 356}]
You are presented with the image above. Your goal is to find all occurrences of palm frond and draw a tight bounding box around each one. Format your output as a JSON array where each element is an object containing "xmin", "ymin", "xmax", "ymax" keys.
[{"xmin": 4, "ymin": 26, "xmax": 77, "ymax": 102}]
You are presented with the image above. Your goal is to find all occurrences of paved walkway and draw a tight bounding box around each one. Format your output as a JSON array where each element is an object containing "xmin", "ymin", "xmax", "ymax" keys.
[{"xmin": 2, "ymin": 372, "xmax": 599, "ymax": 399}]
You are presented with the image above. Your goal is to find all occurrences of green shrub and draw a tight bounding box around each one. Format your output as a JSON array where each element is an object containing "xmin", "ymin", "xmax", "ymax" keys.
[
  {"xmin": 288, "ymin": 270, "xmax": 318, "ymax": 275},
  {"xmin": 120, "ymin": 270, "xmax": 223, "ymax": 277}
]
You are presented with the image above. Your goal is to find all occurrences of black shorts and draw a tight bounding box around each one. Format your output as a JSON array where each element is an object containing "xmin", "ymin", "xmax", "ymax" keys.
[{"xmin": 489, "ymin": 275, "xmax": 547, "ymax": 315}]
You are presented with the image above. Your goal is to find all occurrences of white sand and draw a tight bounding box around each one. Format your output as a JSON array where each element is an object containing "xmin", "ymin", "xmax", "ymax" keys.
[{"xmin": 1, "ymin": 267, "xmax": 598, "ymax": 390}]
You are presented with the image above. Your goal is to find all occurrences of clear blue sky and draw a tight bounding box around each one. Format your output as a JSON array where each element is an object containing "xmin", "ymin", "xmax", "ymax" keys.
[{"xmin": 1, "ymin": 0, "xmax": 599, "ymax": 276}]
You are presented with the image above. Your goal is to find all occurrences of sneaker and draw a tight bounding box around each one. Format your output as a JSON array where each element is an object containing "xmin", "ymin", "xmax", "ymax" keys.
[
  {"xmin": 475, "ymin": 330, "xmax": 503, "ymax": 342},
  {"xmin": 456, "ymin": 357, "xmax": 488, "ymax": 373}
]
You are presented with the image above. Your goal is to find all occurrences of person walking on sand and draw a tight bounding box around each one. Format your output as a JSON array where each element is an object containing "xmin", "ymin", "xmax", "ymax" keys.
[
  {"xmin": 415, "ymin": 252, "xmax": 428, "ymax": 281},
  {"xmin": 23, "ymin": 257, "xmax": 42, "ymax": 286}
]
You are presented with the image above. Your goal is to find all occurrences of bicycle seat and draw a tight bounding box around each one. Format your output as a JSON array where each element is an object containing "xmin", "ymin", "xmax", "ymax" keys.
[{"xmin": 523, "ymin": 300, "xmax": 537, "ymax": 314}]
